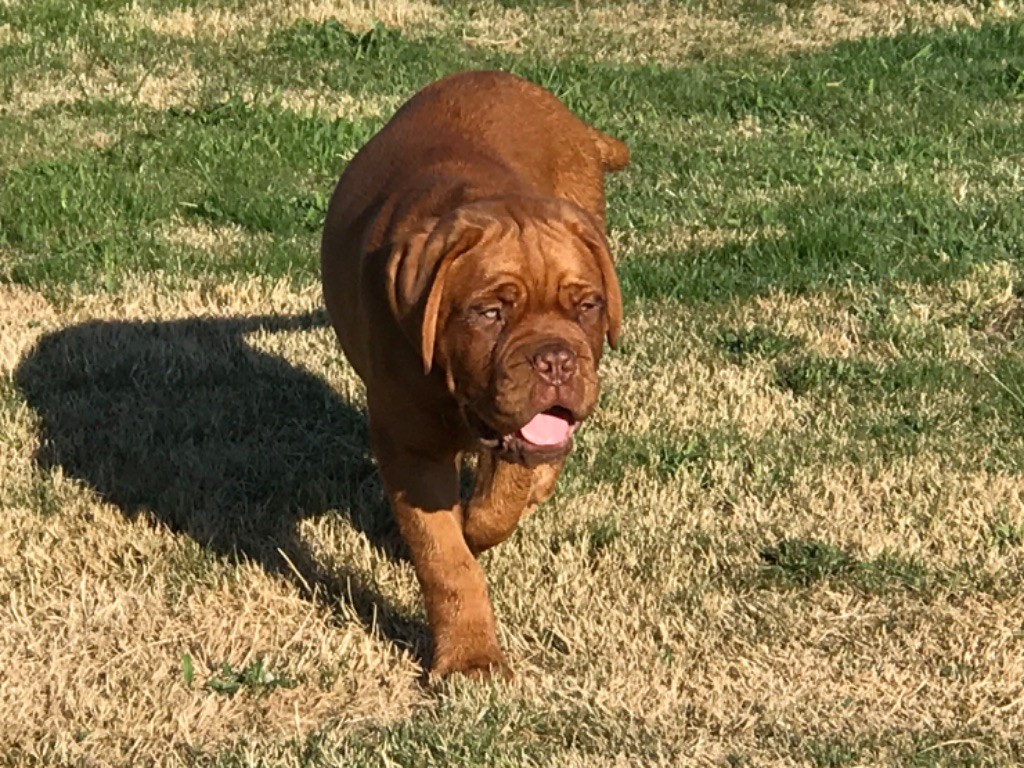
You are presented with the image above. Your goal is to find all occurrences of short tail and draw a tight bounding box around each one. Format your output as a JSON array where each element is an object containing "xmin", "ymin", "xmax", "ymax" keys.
[{"xmin": 589, "ymin": 128, "xmax": 630, "ymax": 173}]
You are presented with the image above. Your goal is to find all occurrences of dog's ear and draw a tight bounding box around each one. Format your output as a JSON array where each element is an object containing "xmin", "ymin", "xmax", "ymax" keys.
[
  {"xmin": 567, "ymin": 214, "xmax": 623, "ymax": 350},
  {"xmin": 387, "ymin": 208, "xmax": 492, "ymax": 373}
]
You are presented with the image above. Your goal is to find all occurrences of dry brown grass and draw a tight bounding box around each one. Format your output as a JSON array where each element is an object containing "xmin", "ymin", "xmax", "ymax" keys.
[
  {"xmin": 0, "ymin": 21, "xmax": 26, "ymax": 46},
  {"xmin": 612, "ymin": 223, "xmax": 789, "ymax": 256},
  {"xmin": 0, "ymin": 113, "xmax": 117, "ymax": 170},
  {"xmin": 3, "ymin": 0, "xmax": 439, "ymax": 118},
  {"xmin": 615, "ymin": 230, "xmax": 1022, "ymax": 365},
  {"xmin": 155, "ymin": 217, "xmax": 266, "ymax": 256},
  {"xmin": 458, "ymin": 0, "xmax": 1016, "ymax": 63},
  {"xmin": 596, "ymin": 336, "xmax": 809, "ymax": 440},
  {"xmin": 0, "ymin": 280, "xmax": 426, "ymax": 763},
  {"xmin": 3, "ymin": 52, "xmax": 202, "ymax": 115},
  {"xmin": 3, "ymin": 55, "xmax": 397, "ymax": 122},
  {"xmin": 775, "ymin": 260, "xmax": 1024, "ymax": 364},
  {"xmin": 4, "ymin": 275, "xmax": 1023, "ymax": 763},
  {"xmin": 499, "ymin": 473, "xmax": 1024, "ymax": 760},
  {"xmin": 237, "ymin": 87, "xmax": 402, "ymax": 121},
  {"xmin": 120, "ymin": 0, "xmax": 441, "ymax": 43},
  {"xmin": 13, "ymin": 1, "xmax": 1018, "ymax": 120}
]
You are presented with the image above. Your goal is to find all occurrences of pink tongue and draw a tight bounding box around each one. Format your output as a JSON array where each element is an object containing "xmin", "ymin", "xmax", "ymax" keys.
[{"xmin": 518, "ymin": 411, "xmax": 575, "ymax": 446}]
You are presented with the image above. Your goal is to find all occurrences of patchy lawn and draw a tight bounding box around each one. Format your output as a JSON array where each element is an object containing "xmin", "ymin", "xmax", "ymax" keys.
[{"xmin": 2, "ymin": 1, "xmax": 1024, "ymax": 765}]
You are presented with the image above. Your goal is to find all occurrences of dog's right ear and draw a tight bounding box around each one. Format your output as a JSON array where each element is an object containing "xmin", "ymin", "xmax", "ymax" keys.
[{"xmin": 386, "ymin": 208, "xmax": 492, "ymax": 374}]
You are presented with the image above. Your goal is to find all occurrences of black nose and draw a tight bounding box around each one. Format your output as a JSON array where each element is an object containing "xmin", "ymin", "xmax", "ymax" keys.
[{"xmin": 531, "ymin": 344, "xmax": 577, "ymax": 385}]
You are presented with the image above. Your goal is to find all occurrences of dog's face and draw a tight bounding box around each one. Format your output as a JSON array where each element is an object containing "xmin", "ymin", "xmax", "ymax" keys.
[{"xmin": 389, "ymin": 197, "xmax": 621, "ymax": 466}]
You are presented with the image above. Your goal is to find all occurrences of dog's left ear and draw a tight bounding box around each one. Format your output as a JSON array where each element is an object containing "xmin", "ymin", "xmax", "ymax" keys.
[
  {"xmin": 387, "ymin": 207, "xmax": 492, "ymax": 373},
  {"xmin": 568, "ymin": 215, "xmax": 623, "ymax": 350}
]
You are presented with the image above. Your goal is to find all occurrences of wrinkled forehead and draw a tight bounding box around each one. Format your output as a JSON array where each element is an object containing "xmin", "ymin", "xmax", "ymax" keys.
[{"xmin": 451, "ymin": 218, "xmax": 602, "ymax": 292}]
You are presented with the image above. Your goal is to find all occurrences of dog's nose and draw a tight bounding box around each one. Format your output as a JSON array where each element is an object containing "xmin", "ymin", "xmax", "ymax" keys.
[{"xmin": 531, "ymin": 344, "xmax": 577, "ymax": 385}]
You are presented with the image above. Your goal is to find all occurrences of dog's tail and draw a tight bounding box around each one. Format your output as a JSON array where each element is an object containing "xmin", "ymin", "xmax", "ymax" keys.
[{"xmin": 589, "ymin": 127, "xmax": 630, "ymax": 173}]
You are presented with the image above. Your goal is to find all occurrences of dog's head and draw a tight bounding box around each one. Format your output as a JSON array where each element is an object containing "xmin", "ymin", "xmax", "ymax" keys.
[{"xmin": 388, "ymin": 196, "xmax": 621, "ymax": 466}]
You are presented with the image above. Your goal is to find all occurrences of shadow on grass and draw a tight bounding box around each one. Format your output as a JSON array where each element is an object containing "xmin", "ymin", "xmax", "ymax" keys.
[{"xmin": 14, "ymin": 311, "xmax": 429, "ymax": 665}]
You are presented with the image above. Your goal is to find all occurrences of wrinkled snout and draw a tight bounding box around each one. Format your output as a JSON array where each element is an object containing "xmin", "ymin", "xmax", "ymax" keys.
[
  {"xmin": 515, "ymin": 336, "xmax": 595, "ymax": 423},
  {"xmin": 531, "ymin": 343, "xmax": 577, "ymax": 386},
  {"xmin": 471, "ymin": 323, "xmax": 603, "ymax": 466}
]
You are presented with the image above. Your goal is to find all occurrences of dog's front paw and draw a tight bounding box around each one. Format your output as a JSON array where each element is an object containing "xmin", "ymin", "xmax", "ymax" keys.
[{"xmin": 430, "ymin": 640, "xmax": 513, "ymax": 681}]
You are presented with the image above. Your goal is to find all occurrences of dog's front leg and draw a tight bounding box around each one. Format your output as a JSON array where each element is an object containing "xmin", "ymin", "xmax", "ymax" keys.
[
  {"xmin": 372, "ymin": 434, "xmax": 511, "ymax": 680},
  {"xmin": 463, "ymin": 451, "xmax": 533, "ymax": 554},
  {"xmin": 464, "ymin": 453, "xmax": 567, "ymax": 555}
]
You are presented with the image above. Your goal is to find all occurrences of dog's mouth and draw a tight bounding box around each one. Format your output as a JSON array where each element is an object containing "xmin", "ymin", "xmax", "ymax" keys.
[
  {"xmin": 469, "ymin": 406, "xmax": 579, "ymax": 466},
  {"xmin": 517, "ymin": 406, "xmax": 577, "ymax": 447}
]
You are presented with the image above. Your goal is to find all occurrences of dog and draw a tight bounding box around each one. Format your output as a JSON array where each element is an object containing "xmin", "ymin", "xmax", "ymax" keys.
[{"xmin": 321, "ymin": 70, "xmax": 629, "ymax": 678}]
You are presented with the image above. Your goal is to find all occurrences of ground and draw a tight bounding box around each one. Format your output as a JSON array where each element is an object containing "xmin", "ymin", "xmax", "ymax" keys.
[{"xmin": 1, "ymin": 1, "xmax": 1024, "ymax": 765}]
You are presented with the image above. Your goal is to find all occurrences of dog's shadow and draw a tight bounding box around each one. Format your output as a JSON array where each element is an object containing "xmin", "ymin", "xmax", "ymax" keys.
[{"xmin": 14, "ymin": 311, "xmax": 427, "ymax": 662}]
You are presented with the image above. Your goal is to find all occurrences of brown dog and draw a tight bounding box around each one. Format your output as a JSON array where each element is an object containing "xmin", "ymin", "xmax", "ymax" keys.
[{"xmin": 321, "ymin": 70, "xmax": 628, "ymax": 679}]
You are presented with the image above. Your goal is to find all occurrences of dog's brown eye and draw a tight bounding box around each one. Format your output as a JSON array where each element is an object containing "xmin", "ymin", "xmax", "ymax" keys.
[
  {"xmin": 578, "ymin": 297, "xmax": 604, "ymax": 314},
  {"xmin": 478, "ymin": 306, "xmax": 503, "ymax": 322}
]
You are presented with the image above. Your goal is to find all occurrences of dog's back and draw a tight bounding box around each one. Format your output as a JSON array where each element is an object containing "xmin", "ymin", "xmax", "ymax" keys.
[{"xmin": 324, "ymin": 70, "xmax": 627, "ymax": 244}]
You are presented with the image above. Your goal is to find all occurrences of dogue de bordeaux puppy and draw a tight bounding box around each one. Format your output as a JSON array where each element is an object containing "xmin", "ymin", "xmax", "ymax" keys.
[{"xmin": 321, "ymin": 70, "xmax": 629, "ymax": 679}]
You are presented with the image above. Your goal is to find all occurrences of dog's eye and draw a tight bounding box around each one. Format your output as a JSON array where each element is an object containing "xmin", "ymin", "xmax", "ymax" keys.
[
  {"xmin": 478, "ymin": 306, "xmax": 503, "ymax": 323},
  {"xmin": 578, "ymin": 297, "xmax": 604, "ymax": 314}
]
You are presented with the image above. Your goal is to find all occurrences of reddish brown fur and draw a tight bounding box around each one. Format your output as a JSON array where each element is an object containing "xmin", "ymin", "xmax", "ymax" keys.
[{"xmin": 321, "ymin": 70, "xmax": 628, "ymax": 679}]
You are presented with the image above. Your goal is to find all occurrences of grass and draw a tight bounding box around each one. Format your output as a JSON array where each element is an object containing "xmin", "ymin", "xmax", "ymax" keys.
[{"xmin": 2, "ymin": 0, "xmax": 1024, "ymax": 765}]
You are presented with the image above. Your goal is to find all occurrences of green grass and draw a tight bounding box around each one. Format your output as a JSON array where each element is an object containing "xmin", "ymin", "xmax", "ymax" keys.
[
  {"xmin": 4, "ymin": 15, "xmax": 1023, "ymax": 294},
  {"xmin": 204, "ymin": 658, "xmax": 297, "ymax": 697},
  {"xmin": 757, "ymin": 537, "xmax": 939, "ymax": 593},
  {"xmin": 0, "ymin": 100, "xmax": 375, "ymax": 288},
  {"xmin": 716, "ymin": 325, "xmax": 803, "ymax": 363}
]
